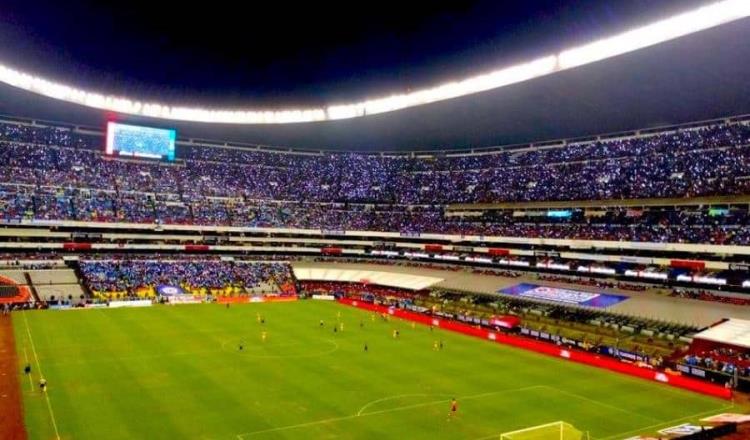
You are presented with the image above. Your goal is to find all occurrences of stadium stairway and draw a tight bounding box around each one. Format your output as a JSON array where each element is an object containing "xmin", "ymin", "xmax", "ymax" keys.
[
  {"xmin": 23, "ymin": 272, "xmax": 41, "ymax": 303},
  {"xmin": 70, "ymin": 261, "xmax": 93, "ymax": 300}
]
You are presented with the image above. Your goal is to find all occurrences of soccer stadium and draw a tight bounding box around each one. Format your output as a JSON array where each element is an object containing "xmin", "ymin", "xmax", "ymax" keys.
[{"xmin": 1, "ymin": 1, "xmax": 750, "ymax": 439}]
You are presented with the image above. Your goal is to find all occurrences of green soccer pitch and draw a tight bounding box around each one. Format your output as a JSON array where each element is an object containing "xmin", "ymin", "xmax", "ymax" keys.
[{"xmin": 12, "ymin": 301, "xmax": 737, "ymax": 439}]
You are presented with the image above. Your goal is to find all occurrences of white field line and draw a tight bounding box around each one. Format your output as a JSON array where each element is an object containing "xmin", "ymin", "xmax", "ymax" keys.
[
  {"xmin": 44, "ymin": 347, "xmax": 225, "ymax": 367},
  {"xmin": 42, "ymin": 336, "xmax": 339, "ymax": 368},
  {"xmin": 595, "ymin": 403, "xmax": 736, "ymax": 440},
  {"xmin": 23, "ymin": 311, "xmax": 61, "ymax": 440},
  {"xmin": 219, "ymin": 338, "xmax": 340, "ymax": 359},
  {"xmin": 356, "ymin": 393, "xmax": 453, "ymax": 416},
  {"xmin": 494, "ymin": 420, "xmax": 565, "ymax": 437},
  {"xmin": 235, "ymin": 385, "xmax": 545, "ymax": 439},
  {"xmin": 471, "ymin": 402, "xmax": 735, "ymax": 440},
  {"xmin": 542, "ymin": 386, "xmax": 660, "ymax": 423},
  {"xmin": 22, "ymin": 346, "xmax": 33, "ymax": 392},
  {"xmin": 236, "ymin": 381, "xmax": 733, "ymax": 440}
]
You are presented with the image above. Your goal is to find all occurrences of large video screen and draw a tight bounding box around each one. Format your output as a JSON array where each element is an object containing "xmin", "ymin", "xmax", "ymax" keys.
[{"xmin": 105, "ymin": 122, "xmax": 176, "ymax": 160}]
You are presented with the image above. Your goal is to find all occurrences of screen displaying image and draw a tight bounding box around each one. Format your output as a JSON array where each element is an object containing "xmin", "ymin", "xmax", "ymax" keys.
[{"xmin": 105, "ymin": 122, "xmax": 176, "ymax": 160}]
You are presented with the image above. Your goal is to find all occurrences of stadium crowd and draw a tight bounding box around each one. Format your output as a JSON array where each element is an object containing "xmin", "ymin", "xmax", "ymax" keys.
[
  {"xmin": 682, "ymin": 348, "xmax": 750, "ymax": 377},
  {"xmin": 1, "ymin": 121, "xmax": 750, "ymax": 243},
  {"xmin": 80, "ymin": 260, "xmax": 294, "ymax": 298}
]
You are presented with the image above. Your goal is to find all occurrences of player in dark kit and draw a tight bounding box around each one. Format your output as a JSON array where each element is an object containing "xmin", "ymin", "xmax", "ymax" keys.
[{"xmin": 364, "ymin": 343, "xmax": 368, "ymax": 352}]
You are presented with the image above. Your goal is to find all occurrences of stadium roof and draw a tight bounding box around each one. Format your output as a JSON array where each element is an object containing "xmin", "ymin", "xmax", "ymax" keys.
[
  {"xmin": 693, "ymin": 319, "xmax": 750, "ymax": 350},
  {"xmin": 0, "ymin": 4, "xmax": 748, "ymax": 151},
  {"xmin": 292, "ymin": 268, "xmax": 443, "ymax": 291}
]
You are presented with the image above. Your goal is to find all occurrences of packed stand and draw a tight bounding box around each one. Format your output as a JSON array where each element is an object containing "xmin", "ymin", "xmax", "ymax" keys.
[
  {"xmin": 80, "ymin": 259, "xmax": 294, "ymax": 299},
  {"xmin": 682, "ymin": 348, "xmax": 750, "ymax": 377},
  {"xmin": 1, "ymin": 120, "xmax": 750, "ymax": 244}
]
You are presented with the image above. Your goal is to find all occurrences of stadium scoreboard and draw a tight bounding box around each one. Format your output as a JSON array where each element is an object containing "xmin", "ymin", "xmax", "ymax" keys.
[{"xmin": 105, "ymin": 122, "xmax": 176, "ymax": 160}]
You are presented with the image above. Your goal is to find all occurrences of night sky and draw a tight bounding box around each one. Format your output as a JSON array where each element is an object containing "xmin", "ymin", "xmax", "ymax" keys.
[{"xmin": 0, "ymin": 0, "xmax": 715, "ymax": 108}]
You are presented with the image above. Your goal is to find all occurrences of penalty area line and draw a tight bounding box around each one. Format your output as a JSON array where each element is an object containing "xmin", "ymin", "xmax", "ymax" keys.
[
  {"xmin": 470, "ymin": 402, "xmax": 735, "ymax": 440},
  {"xmin": 540, "ymin": 385, "xmax": 660, "ymax": 423},
  {"xmin": 356, "ymin": 393, "xmax": 453, "ymax": 417},
  {"xmin": 236, "ymin": 385, "xmax": 544, "ymax": 439}
]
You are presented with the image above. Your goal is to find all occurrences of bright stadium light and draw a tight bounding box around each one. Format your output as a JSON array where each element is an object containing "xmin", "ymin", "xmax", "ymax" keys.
[
  {"xmin": 558, "ymin": 0, "xmax": 750, "ymax": 69},
  {"xmin": 0, "ymin": 0, "xmax": 747, "ymax": 124}
]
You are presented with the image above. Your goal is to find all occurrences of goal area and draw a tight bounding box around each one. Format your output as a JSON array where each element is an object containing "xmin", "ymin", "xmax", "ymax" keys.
[{"xmin": 500, "ymin": 421, "xmax": 588, "ymax": 440}]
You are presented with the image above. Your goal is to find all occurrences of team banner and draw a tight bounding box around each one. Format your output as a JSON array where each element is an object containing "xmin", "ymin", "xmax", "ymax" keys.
[
  {"xmin": 658, "ymin": 423, "xmax": 709, "ymax": 436},
  {"xmin": 84, "ymin": 303, "xmax": 108, "ymax": 309},
  {"xmin": 109, "ymin": 300, "xmax": 152, "ymax": 308},
  {"xmin": 167, "ymin": 295, "xmax": 202, "ymax": 305},
  {"xmin": 499, "ymin": 283, "xmax": 628, "ymax": 308},
  {"xmin": 157, "ymin": 285, "xmax": 186, "ymax": 296},
  {"xmin": 602, "ymin": 346, "xmax": 649, "ymax": 363}
]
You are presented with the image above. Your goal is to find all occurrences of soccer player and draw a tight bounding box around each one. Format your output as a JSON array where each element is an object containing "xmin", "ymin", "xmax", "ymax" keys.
[
  {"xmin": 360, "ymin": 321, "xmax": 364, "ymax": 329},
  {"xmin": 261, "ymin": 331, "xmax": 267, "ymax": 342},
  {"xmin": 433, "ymin": 340, "xmax": 439, "ymax": 351},
  {"xmin": 364, "ymin": 343, "xmax": 368, "ymax": 352},
  {"xmin": 320, "ymin": 319, "xmax": 325, "ymax": 328},
  {"xmin": 256, "ymin": 312, "xmax": 261, "ymax": 323},
  {"xmin": 439, "ymin": 340, "xmax": 444, "ymax": 351},
  {"xmin": 448, "ymin": 398, "xmax": 458, "ymax": 420},
  {"xmin": 238, "ymin": 342, "xmax": 244, "ymax": 351},
  {"xmin": 339, "ymin": 322, "xmax": 344, "ymax": 332},
  {"xmin": 24, "ymin": 363, "xmax": 31, "ymax": 375},
  {"xmin": 39, "ymin": 378, "xmax": 47, "ymax": 393}
]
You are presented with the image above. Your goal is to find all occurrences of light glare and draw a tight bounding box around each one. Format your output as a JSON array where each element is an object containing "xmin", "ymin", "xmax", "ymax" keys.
[{"xmin": 0, "ymin": 0, "xmax": 746, "ymax": 124}]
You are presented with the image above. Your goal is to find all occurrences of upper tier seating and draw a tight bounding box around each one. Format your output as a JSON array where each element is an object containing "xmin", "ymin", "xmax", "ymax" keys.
[{"xmin": 0, "ymin": 120, "xmax": 749, "ymax": 244}]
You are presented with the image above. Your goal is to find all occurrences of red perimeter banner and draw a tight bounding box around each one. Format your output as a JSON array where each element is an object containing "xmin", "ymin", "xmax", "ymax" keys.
[
  {"xmin": 217, "ymin": 296, "xmax": 298, "ymax": 304},
  {"xmin": 338, "ymin": 298, "xmax": 732, "ymax": 400}
]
